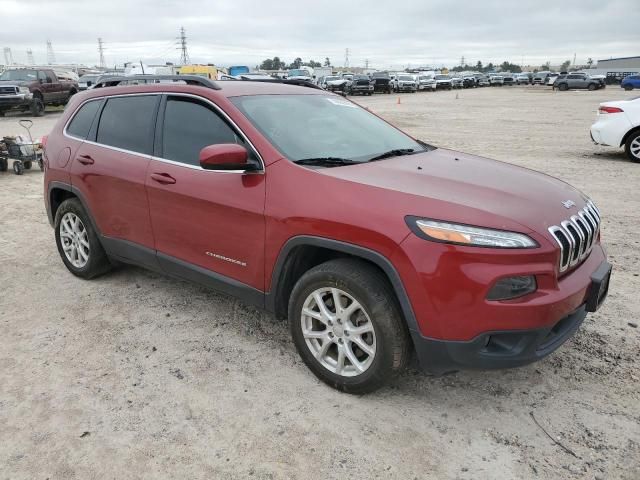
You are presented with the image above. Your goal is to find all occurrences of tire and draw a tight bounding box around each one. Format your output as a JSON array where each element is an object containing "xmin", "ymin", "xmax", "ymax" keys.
[
  {"xmin": 588, "ymin": 83, "xmax": 597, "ymax": 91},
  {"xmin": 558, "ymin": 83, "xmax": 568, "ymax": 91},
  {"xmin": 38, "ymin": 159, "xmax": 44, "ymax": 171},
  {"xmin": 13, "ymin": 161, "xmax": 24, "ymax": 175},
  {"xmin": 625, "ymin": 130, "xmax": 640, "ymax": 163},
  {"xmin": 30, "ymin": 97, "xmax": 45, "ymax": 117},
  {"xmin": 54, "ymin": 198, "xmax": 111, "ymax": 279},
  {"xmin": 0, "ymin": 109, "xmax": 5, "ymax": 117},
  {"xmin": 624, "ymin": 85, "xmax": 633, "ymax": 91},
  {"xmin": 0, "ymin": 157, "xmax": 7, "ymax": 172},
  {"xmin": 289, "ymin": 258, "xmax": 410, "ymax": 394},
  {"xmin": 23, "ymin": 161, "xmax": 32, "ymax": 170}
]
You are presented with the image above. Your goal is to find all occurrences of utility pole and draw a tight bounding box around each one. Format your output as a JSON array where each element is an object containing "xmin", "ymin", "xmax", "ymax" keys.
[
  {"xmin": 26, "ymin": 49, "xmax": 34, "ymax": 65},
  {"xmin": 46, "ymin": 39, "xmax": 56, "ymax": 64},
  {"xmin": 344, "ymin": 48, "xmax": 350, "ymax": 68},
  {"xmin": 98, "ymin": 38, "xmax": 106, "ymax": 69},
  {"xmin": 3, "ymin": 47, "xmax": 13, "ymax": 65},
  {"xmin": 178, "ymin": 26, "xmax": 189, "ymax": 65},
  {"xmin": 573, "ymin": 52, "xmax": 576, "ymax": 67},
  {"xmin": 364, "ymin": 58, "xmax": 369, "ymax": 69}
]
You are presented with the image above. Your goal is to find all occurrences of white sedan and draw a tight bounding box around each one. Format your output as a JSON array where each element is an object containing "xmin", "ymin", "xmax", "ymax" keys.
[{"xmin": 590, "ymin": 96, "xmax": 640, "ymax": 162}]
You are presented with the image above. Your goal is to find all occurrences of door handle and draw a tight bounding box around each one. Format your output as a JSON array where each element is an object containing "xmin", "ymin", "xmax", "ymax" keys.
[
  {"xmin": 150, "ymin": 173, "xmax": 176, "ymax": 185},
  {"xmin": 77, "ymin": 154, "xmax": 94, "ymax": 165}
]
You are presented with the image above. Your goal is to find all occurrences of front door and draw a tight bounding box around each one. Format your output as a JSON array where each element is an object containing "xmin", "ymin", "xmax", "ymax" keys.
[{"xmin": 145, "ymin": 94, "xmax": 266, "ymax": 291}]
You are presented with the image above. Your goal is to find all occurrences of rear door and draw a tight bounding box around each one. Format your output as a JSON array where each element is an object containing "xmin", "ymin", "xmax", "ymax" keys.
[
  {"xmin": 145, "ymin": 94, "xmax": 266, "ymax": 291},
  {"xmin": 70, "ymin": 94, "xmax": 160, "ymax": 264}
]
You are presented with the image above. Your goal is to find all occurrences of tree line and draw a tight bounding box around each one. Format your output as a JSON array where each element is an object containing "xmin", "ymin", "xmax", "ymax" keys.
[{"xmin": 259, "ymin": 57, "xmax": 331, "ymax": 70}]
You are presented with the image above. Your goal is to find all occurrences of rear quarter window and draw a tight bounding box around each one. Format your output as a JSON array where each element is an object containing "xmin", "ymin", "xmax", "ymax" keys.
[
  {"xmin": 96, "ymin": 95, "xmax": 159, "ymax": 154},
  {"xmin": 66, "ymin": 100, "xmax": 103, "ymax": 139}
]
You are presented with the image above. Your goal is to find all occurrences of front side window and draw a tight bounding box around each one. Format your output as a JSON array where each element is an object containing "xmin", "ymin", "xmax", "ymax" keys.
[
  {"xmin": 161, "ymin": 96, "xmax": 246, "ymax": 167},
  {"xmin": 96, "ymin": 95, "xmax": 158, "ymax": 154},
  {"xmin": 67, "ymin": 100, "xmax": 103, "ymax": 139},
  {"xmin": 231, "ymin": 94, "xmax": 427, "ymax": 163}
]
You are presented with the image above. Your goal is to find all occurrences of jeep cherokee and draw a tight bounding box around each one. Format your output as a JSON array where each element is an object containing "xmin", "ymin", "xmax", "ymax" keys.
[{"xmin": 43, "ymin": 76, "xmax": 611, "ymax": 393}]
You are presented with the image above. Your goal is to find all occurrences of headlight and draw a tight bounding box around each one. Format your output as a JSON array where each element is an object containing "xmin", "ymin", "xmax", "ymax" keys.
[
  {"xmin": 407, "ymin": 218, "xmax": 538, "ymax": 248},
  {"xmin": 19, "ymin": 87, "xmax": 30, "ymax": 94}
]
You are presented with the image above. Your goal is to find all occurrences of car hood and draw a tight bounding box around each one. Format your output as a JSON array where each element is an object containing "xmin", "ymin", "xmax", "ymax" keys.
[
  {"xmin": 319, "ymin": 148, "xmax": 588, "ymax": 235},
  {"xmin": 0, "ymin": 80, "xmax": 30, "ymax": 87}
]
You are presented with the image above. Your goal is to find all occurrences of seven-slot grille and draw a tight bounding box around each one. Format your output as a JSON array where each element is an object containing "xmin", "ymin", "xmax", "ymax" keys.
[
  {"xmin": 0, "ymin": 86, "xmax": 19, "ymax": 95},
  {"xmin": 548, "ymin": 201, "xmax": 601, "ymax": 273}
]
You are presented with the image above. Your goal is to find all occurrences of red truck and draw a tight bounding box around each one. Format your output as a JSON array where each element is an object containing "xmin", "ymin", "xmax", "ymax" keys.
[
  {"xmin": 43, "ymin": 76, "xmax": 611, "ymax": 393},
  {"xmin": 0, "ymin": 68, "xmax": 78, "ymax": 116}
]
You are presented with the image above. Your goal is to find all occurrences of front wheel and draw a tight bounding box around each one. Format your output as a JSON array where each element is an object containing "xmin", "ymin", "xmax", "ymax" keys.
[
  {"xmin": 625, "ymin": 131, "xmax": 640, "ymax": 163},
  {"xmin": 30, "ymin": 97, "xmax": 45, "ymax": 117},
  {"xmin": 13, "ymin": 161, "xmax": 24, "ymax": 175},
  {"xmin": 624, "ymin": 85, "xmax": 633, "ymax": 91},
  {"xmin": 23, "ymin": 160, "xmax": 32, "ymax": 170},
  {"xmin": 54, "ymin": 198, "xmax": 112, "ymax": 279},
  {"xmin": 588, "ymin": 83, "xmax": 597, "ymax": 91},
  {"xmin": 289, "ymin": 258, "xmax": 410, "ymax": 394}
]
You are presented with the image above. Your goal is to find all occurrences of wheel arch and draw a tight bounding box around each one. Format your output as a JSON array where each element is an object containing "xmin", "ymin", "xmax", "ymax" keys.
[
  {"xmin": 620, "ymin": 125, "xmax": 640, "ymax": 147},
  {"xmin": 47, "ymin": 182, "xmax": 101, "ymax": 235},
  {"xmin": 266, "ymin": 236, "xmax": 420, "ymax": 334}
]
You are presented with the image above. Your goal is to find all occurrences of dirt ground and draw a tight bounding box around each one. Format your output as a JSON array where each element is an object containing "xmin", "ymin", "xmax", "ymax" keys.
[{"xmin": 1, "ymin": 86, "xmax": 638, "ymax": 480}]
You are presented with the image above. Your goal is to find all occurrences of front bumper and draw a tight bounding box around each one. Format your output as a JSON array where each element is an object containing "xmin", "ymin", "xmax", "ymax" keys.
[
  {"xmin": 413, "ymin": 261, "xmax": 611, "ymax": 374},
  {"xmin": 0, "ymin": 94, "xmax": 31, "ymax": 108}
]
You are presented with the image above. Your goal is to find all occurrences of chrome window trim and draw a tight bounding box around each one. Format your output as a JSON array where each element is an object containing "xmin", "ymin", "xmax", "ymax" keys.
[{"xmin": 62, "ymin": 91, "xmax": 264, "ymax": 174}]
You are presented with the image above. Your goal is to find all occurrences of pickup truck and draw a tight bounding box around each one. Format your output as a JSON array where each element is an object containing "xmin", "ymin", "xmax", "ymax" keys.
[{"xmin": 0, "ymin": 68, "xmax": 78, "ymax": 117}]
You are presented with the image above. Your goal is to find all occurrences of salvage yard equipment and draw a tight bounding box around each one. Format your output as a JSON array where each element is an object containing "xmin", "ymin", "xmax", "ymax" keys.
[{"xmin": 0, "ymin": 120, "xmax": 43, "ymax": 175}]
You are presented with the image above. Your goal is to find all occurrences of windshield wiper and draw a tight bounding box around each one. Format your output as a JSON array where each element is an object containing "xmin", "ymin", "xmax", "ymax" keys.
[
  {"xmin": 367, "ymin": 148, "xmax": 416, "ymax": 162},
  {"xmin": 293, "ymin": 157, "xmax": 360, "ymax": 167}
]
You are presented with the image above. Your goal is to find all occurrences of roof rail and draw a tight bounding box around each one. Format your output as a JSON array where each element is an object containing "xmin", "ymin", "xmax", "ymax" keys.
[
  {"xmin": 237, "ymin": 77, "xmax": 324, "ymax": 90},
  {"xmin": 93, "ymin": 75, "xmax": 221, "ymax": 90}
]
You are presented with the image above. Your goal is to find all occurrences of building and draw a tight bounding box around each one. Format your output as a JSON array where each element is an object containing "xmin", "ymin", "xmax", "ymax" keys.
[{"xmin": 597, "ymin": 56, "xmax": 640, "ymax": 69}]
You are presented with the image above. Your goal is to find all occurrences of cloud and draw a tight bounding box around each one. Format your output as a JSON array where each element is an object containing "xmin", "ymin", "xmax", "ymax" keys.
[{"xmin": 1, "ymin": 0, "xmax": 638, "ymax": 69}]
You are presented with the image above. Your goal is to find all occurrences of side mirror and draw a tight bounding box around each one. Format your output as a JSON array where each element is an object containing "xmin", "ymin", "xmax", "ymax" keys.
[{"xmin": 199, "ymin": 144, "xmax": 257, "ymax": 172}]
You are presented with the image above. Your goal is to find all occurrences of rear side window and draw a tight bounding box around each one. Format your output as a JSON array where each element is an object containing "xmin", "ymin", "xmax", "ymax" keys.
[
  {"xmin": 97, "ymin": 95, "xmax": 158, "ymax": 154},
  {"xmin": 160, "ymin": 96, "xmax": 244, "ymax": 166},
  {"xmin": 66, "ymin": 100, "xmax": 102, "ymax": 139}
]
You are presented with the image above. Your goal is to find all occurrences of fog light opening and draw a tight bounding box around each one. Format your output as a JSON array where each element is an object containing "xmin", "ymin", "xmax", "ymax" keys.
[{"xmin": 486, "ymin": 275, "xmax": 537, "ymax": 301}]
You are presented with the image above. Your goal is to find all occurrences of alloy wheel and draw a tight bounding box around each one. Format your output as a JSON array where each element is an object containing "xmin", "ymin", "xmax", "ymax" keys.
[
  {"xmin": 59, "ymin": 212, "xmax": 90, "ymax": 268},
  {"xmin": 631, "ymin": 136, "xmax": 640, "ymax": 160},
  {"xmin": 300, "ymin": 287, "xmax": 376, "ymax": 377}
]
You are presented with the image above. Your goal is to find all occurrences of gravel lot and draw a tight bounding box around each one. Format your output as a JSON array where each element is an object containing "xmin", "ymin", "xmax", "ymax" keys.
[{"xmin": 1, "ymin": 86, "xmax": 638, "ymax": 479}]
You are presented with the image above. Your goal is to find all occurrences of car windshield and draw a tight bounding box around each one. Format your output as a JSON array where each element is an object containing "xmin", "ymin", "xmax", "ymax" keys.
[
  {"xmin": 354, "ymin": 75, "xmax": 369, "ymax": 80},
  {"xmin": 288, "ymin": 69, "xmax": 310, "ymax": 77},
  {"xmin": 231, "ymin": 94, "xmax": 427, "ymax": 163},
  {"xmin": 399, "ymin": 75, "xmax": 413, "ymax": 81},
  {"xmin": 434, "ymin": 75, "xmax": 449, "ymax": 80},
  {"xmin": 0, "ymin": 70, "xmax": 37, "ymax": 81},
  {"xmin": 325, "ymin": 76, "xmax": 340, "ymax": 81},
  {"xmin": 79, "ymin": 75, "xmax": 99, "ymax": 82}
]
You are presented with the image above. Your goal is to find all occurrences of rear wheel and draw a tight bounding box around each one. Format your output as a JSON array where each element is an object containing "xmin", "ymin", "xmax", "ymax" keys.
[
  {"xmin": 54, "ymin": 198, "xmax": 112, "ymax": 279},
  {"xmin": 625, "ymin": 131, "xmax": 640, "ymax": 163},
  {"xmin": 624, "ymin": 85, "xmax": 633, "ymax": 91},
  {"xmin": 23, "ymin": 161, "xmax": 32, "ymax": 170},
  {"xmin": 588, "ymin": 83, "xmax": 597, "ymax": 91},
  {"xmin": 289, "ymin": 258, "xmax": 410, "ymax": 394},
  {"xmin": 0, "ymin": 157, "xmax": 7, "ymax": 172},
  {"xmin": 558, "ymin": 83, "xmax": 568, "ymax": 91}
]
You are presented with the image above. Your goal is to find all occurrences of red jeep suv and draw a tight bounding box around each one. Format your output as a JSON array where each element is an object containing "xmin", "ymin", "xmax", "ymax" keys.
[{"xmin": 43, "ymin": 75, "xmax": 611, "ymax": 393}]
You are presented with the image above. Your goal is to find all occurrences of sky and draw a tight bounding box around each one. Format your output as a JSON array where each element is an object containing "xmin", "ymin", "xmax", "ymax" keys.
[{"xmin": 1, "ymin": 0, "xmax": 638, "ymax": 70}]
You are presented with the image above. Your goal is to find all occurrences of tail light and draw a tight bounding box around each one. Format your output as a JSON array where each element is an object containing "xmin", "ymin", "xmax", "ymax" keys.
[{"xmin": 599, "ymin": 106, "xmax": 623, "ymax": 114}]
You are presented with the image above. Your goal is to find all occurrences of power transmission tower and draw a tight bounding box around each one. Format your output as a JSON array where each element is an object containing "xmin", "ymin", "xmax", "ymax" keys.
[
  {"xmin": 98, "ymin": 38, "xmax": 106, "ymax": 68},
  {"xmin": 178, "ymin": 26, "xmax": 189, "ymax": 65},
  {"xmin": 460, "ymin": 55, "xmax": 465, "ymax": 67},
  {"xmin": 344, "ymin": 48, "xmax": 350, "ymax": 68},
  {"xmin": 46, "ymin": 39, "xmax": 56, "ymax": 64},
  {"xmin": 364, "ymin": 58, "xmax": 369, "ymax": 69},
  {"xmin": 26, "ymin": 49, "xmax": 34, "ymax": 65},
  {"xmin": 4, "ymin": 47, "xmax": 14, "ymax": 65}
]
